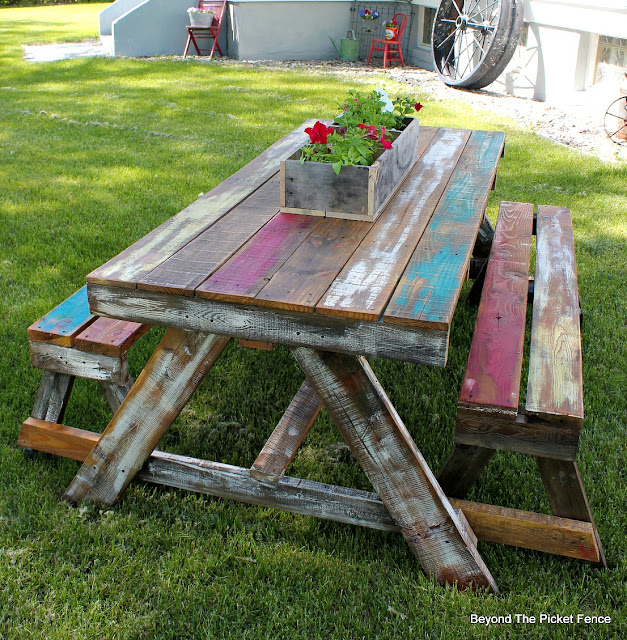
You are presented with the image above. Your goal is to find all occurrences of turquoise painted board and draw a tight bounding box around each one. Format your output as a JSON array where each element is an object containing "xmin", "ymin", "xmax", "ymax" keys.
[
  {"xmin": 28, "ymin": 286, "xmax": 95, "ymax": 347},
  {"xmin": 383, "ymin": 130, "xmax": 505, "ymax": 330}
]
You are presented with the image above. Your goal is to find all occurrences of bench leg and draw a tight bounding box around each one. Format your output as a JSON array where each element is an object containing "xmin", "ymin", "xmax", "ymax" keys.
[
  {"xmin": 291, "ymin": 348, "xmax": 497, "ymax": 592},
  {"xmin": 32, "ymin": 370, "xmax": 74, "ymax": 423},
  {"xmin": 535, "ymin": 457, "xmax": 607, "ymax": 568},
  {"xmin": 99, "ymin": 380, "xmax": 134, "ymax": 414},
  {"xmin": 63, "ymin": 329, "xmax": 230, "ymax": 507},
  {"xmin": 438, "ymin": 443, "xmax": 495, "ymax": 498}
]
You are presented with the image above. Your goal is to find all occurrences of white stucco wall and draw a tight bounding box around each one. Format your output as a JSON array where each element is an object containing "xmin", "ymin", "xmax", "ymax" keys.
[{"xmin": 227, "ymin": 0, "xmax": 352, "ymax": 60}]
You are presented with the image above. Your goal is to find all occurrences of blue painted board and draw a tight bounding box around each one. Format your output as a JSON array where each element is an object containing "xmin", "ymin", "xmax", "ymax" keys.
[
  {"xmin": 28, "ymin": 286, "xmax": 95, "ymax": 347},
  {"xmin": 383, "ymin": 130, "xmax": 505, "ymax": 330}
]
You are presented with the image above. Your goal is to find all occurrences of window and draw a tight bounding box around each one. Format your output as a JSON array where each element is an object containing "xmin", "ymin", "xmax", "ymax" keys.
[
  {"xmin": 597, "ymin": 35, "xmax": 627, "ymax": 68},
  {"xmin": 421, "ymin": 7, "xmax": 436, "ymax": 47}
]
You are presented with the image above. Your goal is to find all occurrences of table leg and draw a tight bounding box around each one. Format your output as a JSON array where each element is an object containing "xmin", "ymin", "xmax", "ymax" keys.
[
  {"xmin": 63, "ymin": 329, "xmax": 230, "ymax": 507},
  {"xmin": 291, "ymin": 348, "xmax": 498, "ymax": 592}
]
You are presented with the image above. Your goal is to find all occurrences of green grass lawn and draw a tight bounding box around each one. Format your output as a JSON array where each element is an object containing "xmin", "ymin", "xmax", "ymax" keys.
[{"xmin": 1, "ymin": 4, "xmax": 626, "ymax": 639}]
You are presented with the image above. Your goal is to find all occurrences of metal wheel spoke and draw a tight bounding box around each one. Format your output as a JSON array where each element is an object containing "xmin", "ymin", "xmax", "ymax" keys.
[
  {"xmin": 451, "ymin": 0, "xmax": 464, "ymax": 18},
  {"xmin": 436, "ymin": 27, "xmax": 458, "ymax": 50},
  {"xmin": 470, "ymin": 0, "xmax": 499, "ymax": 22},
  {"xmin": 472, "ymin": 35, "xmax": 487, "ymax": 57},
  {"xmin": 608, "ymin": 123, "xmax": 627, "ymax": 139},
  {"xmin": 444, "ymin": 30, "xmax": 459, "ymax": 71}
]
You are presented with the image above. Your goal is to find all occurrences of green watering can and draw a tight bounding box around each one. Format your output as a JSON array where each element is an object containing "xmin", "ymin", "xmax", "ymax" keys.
[{"xmin": 329, "ymin": 30, "xmax": 360, "ymax": 62}]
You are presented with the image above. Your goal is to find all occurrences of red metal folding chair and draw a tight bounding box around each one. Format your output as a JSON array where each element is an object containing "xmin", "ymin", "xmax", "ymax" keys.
[
  {"xmin": 183, "ymin": 0, "xmax": 226, "ymax": 59},
  {"xmin": 367, "ymin": 12, "xmax": 408, "ymax": 69}
]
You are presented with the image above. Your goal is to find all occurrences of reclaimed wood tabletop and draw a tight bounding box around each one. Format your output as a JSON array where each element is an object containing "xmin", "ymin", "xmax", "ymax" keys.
[
  {"xmin": 62, "ymin": 121, "xmax": 507, "ymax": 592},
  {"xmin": 86, "ymin": 123, "xmax": 505, "ymax": 368}
]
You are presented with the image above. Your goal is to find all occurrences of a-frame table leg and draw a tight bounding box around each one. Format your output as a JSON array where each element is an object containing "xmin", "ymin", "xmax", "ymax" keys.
[
  {"xmin": 535, "ymin": 457, "xmax": 607, "ymax": 568},
  {"xmin": 291, "ymin": 347, "xmax": 498, "ymax": 592},
  {"xmin": 63, "ymin": 329, "xmax": 230, "ymax": 507}
]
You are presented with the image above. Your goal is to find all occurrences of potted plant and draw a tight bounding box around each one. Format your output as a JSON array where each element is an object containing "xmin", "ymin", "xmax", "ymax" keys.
[
  {"xmin": 280, "ymin": 90, "xmax": 423, "ymax": 222},
  {"xmin": 358, "ymin": 9, "xmax": 380, "ymax": 21},
  {"xmin": 384, "ymin": 18, "xmax": 399, "ymax": 40},
  {"xmin": 187, "ymin": 6, "xmax": 214, "ymax": 28}
]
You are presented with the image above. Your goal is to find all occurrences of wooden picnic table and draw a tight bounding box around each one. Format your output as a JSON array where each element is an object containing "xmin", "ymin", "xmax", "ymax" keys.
[{"xmin": 62, "ymin": 122, "xmax": 505, "ymax": 592}]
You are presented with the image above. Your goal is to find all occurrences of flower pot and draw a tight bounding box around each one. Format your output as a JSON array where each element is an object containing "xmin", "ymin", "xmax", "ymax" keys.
[
  {"xmin": 280, "ymin": 117, "xmax": 419, "ymax": 223},
  {"xmin": 385, "ymin": 27, "xmax": 398, "ymax": 40},
  {"xmin": 189, "ymin": 11, "xmax": 213, "ymax": 28}
]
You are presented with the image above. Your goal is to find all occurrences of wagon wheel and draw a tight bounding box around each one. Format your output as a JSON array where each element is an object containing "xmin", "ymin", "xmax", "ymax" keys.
[
  {"xmin": 604, "ymin": 95, "xmax": 627, "ymax": 144},
  {"xmin": 432, "ymin": 0, "xmax": 524, "ymax": 90}
]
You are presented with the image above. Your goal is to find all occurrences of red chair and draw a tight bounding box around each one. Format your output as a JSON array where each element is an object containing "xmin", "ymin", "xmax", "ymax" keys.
[
  {"xmin": 367, "ymin": 12, "xmax": 408, "ymax": 69},
  {"xmin": 183, "ymin": 0, "xmax": 226, "ymax": 59}
]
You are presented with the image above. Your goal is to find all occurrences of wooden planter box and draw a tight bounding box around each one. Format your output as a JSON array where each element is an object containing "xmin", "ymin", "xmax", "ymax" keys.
[{"xmin": 280, "ymin": 117, "xmax": 420, "ymax": 222}]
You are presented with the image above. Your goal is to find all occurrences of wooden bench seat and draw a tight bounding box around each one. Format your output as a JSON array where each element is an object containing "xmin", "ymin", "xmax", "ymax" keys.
[
  {"xmin": 20, "ymin": 287, "xmax": 150, "ymax": 435},
  {"xmin": 438, "ymin": 202, "xmax": 606, "ymax": 566}
]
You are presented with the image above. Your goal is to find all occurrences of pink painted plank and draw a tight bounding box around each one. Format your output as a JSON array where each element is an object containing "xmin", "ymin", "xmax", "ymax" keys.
[
  {"xmin": 74, "ymin": 317, "xmax": 150, "ymax": 357},
  {"xmin": 196, "ymin": 213, "xmax": 323, "ymax": 303},
  {"xmin": 458, "ymin": 202, "xmax": 534, "ymax": 415}
]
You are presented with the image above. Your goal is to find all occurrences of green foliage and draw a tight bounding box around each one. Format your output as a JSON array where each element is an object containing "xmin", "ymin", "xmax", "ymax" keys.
[
  {"xmin": 334, "ymin": 88, "xmax": 419, "ymax": 131},
  {"xmin": 300, "ymin": 124, "xmax": 390, "ymax": 175},
  {"xmin": 1, "ymin": 5, "xmax": 626, "ymax": 640}
]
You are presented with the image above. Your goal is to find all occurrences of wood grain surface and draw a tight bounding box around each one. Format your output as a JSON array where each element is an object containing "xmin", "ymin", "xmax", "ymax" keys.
[
  {"xmin": 27, "ymin": 286, "xmax": 95, "ymax": 347},
  {"xmin": 19, "ymin": 419, "xmax": 601, "ymax": 562},
  {"xmin": 74, "ymin": 317, "xmax": 150, "ymax": 357},
  {"xmin": 526, "ymin": 206, "xmax": 584, "ymax": 428},
  {"xmin": 458, "ymin": 201, "xmax": 534, "ymax": 413},
  {"xmin": 292, "ymin": 347, "xmax": 497, "ymax": 592},
  {"xmin": 63, "ymin": 329, "xmax": 230, "ymax": 506},
  {"xmin": 383, "ymin": 130, "xmax": 505, "ymax": 329},
  {"xmin": 86, "ymin": 122, "xmax": 316, "ymax": 288},
  {"xmin": 315, "ymin": 128, "xmax": 471, "ymax": 321}
]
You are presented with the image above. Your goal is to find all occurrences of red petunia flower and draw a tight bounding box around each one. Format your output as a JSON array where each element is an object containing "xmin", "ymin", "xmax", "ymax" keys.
[
  {"xmin": 357, "ymin": 123, "xmax": 378, "ymax": 140},
  {"xmin": 414, "ymin": 102, "xmax": 423, "ymax": 112},
  {"xmin": 305, "ymin": 121, "xmax": 333, "ymax": 144},
  {"xmin": 380, "ymin": 127, "xmax": 392, "ymax": 149}
]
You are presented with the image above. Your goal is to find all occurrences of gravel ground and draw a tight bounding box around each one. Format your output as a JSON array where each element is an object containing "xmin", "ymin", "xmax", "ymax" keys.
[{"xmin": 223, "ymin": 58, "xmax": 627, "ymax": 164}]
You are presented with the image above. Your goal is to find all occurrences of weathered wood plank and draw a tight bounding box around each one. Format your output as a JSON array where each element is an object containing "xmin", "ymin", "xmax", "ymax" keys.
[
  {"xmin": 20, "ymin": 419, "xmax": 601, "ymax": 562},
  {"xmin": 74, "ymin": 317, "xmax": 150, "ymax": 357},
  {"xmin": 315, "ymin": 128, "xmax": 472, "ymax": 321},
  {"xmin": 29, "ymin": 340, "xmax": 131, "ymax": 386},
  {"xmin": 253, "ymin": 218, "xmax": 371, "ymax": 313},
  {"xmin": 526, "ymin": 206, "xmax": 584, "ymax": 428},
  {"xmin": 251, "ymin": 378, "xmax": 322, "ymax": 482},
  {"xmin": 239, "ymin": 339, "xmax": 275, "ymax": 351},
  {"xmin": 450, "ymin": 498, "xmax": 600, "ymax": 563},
  {"xmin": 31, "ymin": 369, "xmax": 74, "ymax": 424},
  {"xmin": 63, "ymin": 329, "xmax": 231, "ymax": 506},
  {"xmin": 137, "ymin": 178, "xmax": 281, "ymax": 295},
  {"xmin": 455, "ymin": 410, "xmax": 580, "ymax": 460},
  {"xmin": 27, "ymin": 286, "xmax": 95, "ymax": 347},
  {"xmin": 291, "ymin": 347, "xmax": 497, "ymax": 592},
  {"xmin": 384, "ymin": 131, "xmax": 505, "ymax": 330},
  {"xmin": 86, "ymin": 122, "xmax": 317, "ymax": 288},
  {"xmin": 196, "ymin": 213, "xmax": 322, "ymax": 304},
  {"xmin": 87, "ymin": 284, "xmax": 449, "ymax": 366},
  {"xmin": 99, "ymin": 380, "xmax": 134, "ymax": 414},
  {"xmin": 458, "ymin": 201, "xmax": 534, "ymax": 414},
  {"xmin": 18, "ymin": 417, "xmax": 99, "ymax": 462}
]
